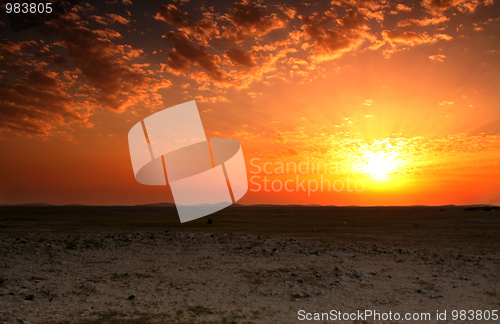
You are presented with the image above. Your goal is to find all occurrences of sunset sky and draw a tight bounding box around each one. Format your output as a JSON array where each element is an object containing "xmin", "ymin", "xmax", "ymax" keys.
[{"xmin": 1, "ymin": 0, "xmax": 499, "ymax": 206}]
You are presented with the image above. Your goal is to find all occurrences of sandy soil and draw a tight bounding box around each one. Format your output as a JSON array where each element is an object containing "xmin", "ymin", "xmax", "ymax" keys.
[{"xmin": 0, "ymin": 207, "xmax": 499, "ymax": 323}]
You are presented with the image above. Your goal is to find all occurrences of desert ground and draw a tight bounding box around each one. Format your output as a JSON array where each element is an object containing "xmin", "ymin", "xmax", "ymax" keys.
[{"xmin": 0, "ymin": 205, "xmax": 499, "ymax": 323}]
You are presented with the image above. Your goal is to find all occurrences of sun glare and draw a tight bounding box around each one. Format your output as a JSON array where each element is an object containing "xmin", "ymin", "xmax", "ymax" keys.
[{"xmin": 360, "ymin": 151, "xmax": 401, "ymax": 179}]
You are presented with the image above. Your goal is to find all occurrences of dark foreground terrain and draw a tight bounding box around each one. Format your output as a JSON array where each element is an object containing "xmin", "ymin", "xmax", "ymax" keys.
[{"xmin": 0, "ymin": 206, "xmax": 499, "ymax": 323}]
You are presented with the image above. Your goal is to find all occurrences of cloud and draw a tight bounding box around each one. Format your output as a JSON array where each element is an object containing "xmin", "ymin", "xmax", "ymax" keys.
[
  {"xmin": 332, "ymin": 0, "xmax": 389, "ymax": 21},
  {"xmin": 333, "ymin": 0, "xmax": 385, "ymax": 11},
  {"xmin": 154, "ymin": 2, "xmax": 220, "ymax": 44},
  {"xmin": 0, "ymin": 39, "xmax": 37, "ymax": 59},
  {"xmin": 94, "ymin": 28, "xmax": 122, "ymax": 39},
  {"xmin": 0, "ymin": 68, "xmax": 92, "ymax": 136},
  {"xmin": 396, "ymin": 4, "xmax": 412, "ymax": 12},
  {"xmin": 381, "ymin": 29, "xmax": 452, "ymax": 57},
  {"xmin": 1, "ymin": 0, "xmax": 476, "ymax": 120},
  {"xmin": 276, "ymin": 4, "xmax": 296, "ymax": 19},
  {"xmin": 383, "ymin": 30, "xmax": 452, "ymax": 46},
  {"xmin": 422, "ymin": 0, "xmax": 458, "ymax": 14},
  {"xmin": 194, "ymin": 95, "xmax": 230, "ymax": 103},
  {"xmin": 165, "ymin": 51, "xmax": 191, "ymax": 74},
  {"xmin": 37, "ymin": 6, "xmax": 167, "ymax": 112},
  {"xmin": 357, "ymin": 7, "xmax": 384, "ymax": 21},
  {"xmin": 92, "ymin": 13, "xmax": 130, "ymax": 25},
  {"xmin": 0, "ymin": 6, "xmax": 171, "ymax": 137},
  {"xmin": 311, "ymin": 29, "xmax": 365, "ymax": 61},
  {"xmin": 58, "ymin": 28, "xmax": 150, "ymax": 110},
  {"xmin": 341, "ymin": 11, "xmax": 366, "ymax": 29},
  {"xmin": 149, "ymin": 0, "xmax": 455, "ymax": 86},
  {"xmin": 299, "ymin": 10, "xmax": 337, "ymax": 40},
  {"xmin": 422, "ymin": 0, "xmax": 492, "ymax": 15},
  {"xmin": 181, "ymin": 13, "xmax": 220, "ymax": 44},
  {"xmin": 223, "ymin": 0, "xmax": 288, "ymax": 43},
  {"xmin": 247, "ymin": 92, "xmax": 262, "ymax": 98},
  {"xmin": 397, "ymin": 16, "xmax": 449, "ymax": 28},
  {"xmin": 154, "ymin": 2, "xmax": 185, "ymax": 27},
  {"xmin": 105, "ymin": 0, "xmax": 133, "ymax": 4},
  {"xmin": 50, "ymin": 54, "xmax": 68, "ymax": 67},
  {"xmin": 300, "ymin": 10, "xmax": 371, "ymax": 62},
  {"xmin": 429, "ymin": 54, "xmax": 446, "ymax": 62},
  {"xmin": 164, "ymin": 31, "xmax": 228, "ymax": 83},
  {"xmin": 107, "ymin": 13, "xmax": 130, "ymax": 25},
  {"xmin": 154, "ymin": 1, "xmax": 297, "ymax": 88},
  {"xmin": 225, "ymin": 48, "xmax": 257, "ymax": 68}
]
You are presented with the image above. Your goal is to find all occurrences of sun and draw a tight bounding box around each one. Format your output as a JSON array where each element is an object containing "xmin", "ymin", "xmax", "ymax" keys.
[{"xmin": 360, "ymin": 151, "xmax": 400, "ymax": 179}]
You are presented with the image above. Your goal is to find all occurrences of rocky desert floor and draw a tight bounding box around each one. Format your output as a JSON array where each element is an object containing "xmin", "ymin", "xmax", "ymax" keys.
[{"xmin": 0, "ymin": 206, "xmax": 499, "ymax": 323}]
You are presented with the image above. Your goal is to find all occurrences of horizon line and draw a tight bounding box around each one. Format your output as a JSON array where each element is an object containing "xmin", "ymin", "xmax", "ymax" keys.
[{"xmin": 1, "ymin": 203, "xmax": 499, "ymax": 208}]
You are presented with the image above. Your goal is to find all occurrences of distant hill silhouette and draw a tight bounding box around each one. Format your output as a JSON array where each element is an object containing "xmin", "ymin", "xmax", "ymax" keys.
[
  {"xmin": 0, "ymin": 202, "xmax": 498, "ymax": 209},
  {"xmin": 135, "ymin": 202, "xmax": 176, "ymax": 207},
  {"xmin": 0, "ymin": 203, "xmax": 54, "ymax": 207}
]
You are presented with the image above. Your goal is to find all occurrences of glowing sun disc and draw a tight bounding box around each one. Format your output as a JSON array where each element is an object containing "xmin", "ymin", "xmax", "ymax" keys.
[{"xmin": 361, "ymin": 151, "xmax": 400, "ymax": 179}]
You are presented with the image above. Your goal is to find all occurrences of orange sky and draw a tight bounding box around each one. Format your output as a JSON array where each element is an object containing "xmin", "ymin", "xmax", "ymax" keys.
[{"xmin": 1, "ymin": 0, "xmax": 499, "ymax": 206}]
